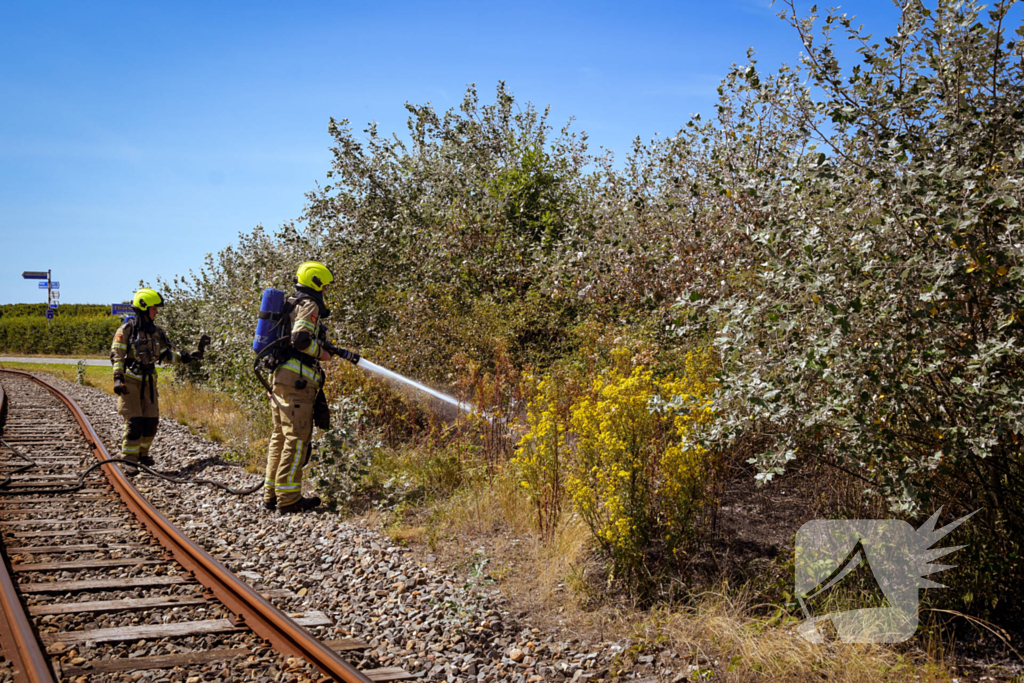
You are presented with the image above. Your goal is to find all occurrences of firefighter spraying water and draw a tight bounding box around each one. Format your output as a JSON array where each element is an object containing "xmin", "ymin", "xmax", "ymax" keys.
[
  {"xmin": 252, "ymin": 262, "xmax": 358, "ymax": 513},
  {"xmin": 251, "ymin": 261, "xmax": 483, "ymax": 514},
  {"xmin": 253, "ymin": 281, "xmax": 482, "ymax": 422}
]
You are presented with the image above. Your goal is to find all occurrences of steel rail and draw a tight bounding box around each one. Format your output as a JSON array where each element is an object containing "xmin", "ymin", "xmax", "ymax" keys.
[
  {"xmin": 0, "ymin": 369, "xmax": 371, "ymax": 683},
  {"xmin": 0, "ymin": 377, "xmax": 58, "ymax": 683}
]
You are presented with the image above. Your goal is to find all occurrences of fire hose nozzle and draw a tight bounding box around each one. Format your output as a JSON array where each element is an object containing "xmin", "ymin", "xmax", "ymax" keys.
[
  {"xmin": 195, "ymin": 334, "xmax": 212, "ymax": 359},
  {"xmin": 322, "ymin": 340, "xmax": 360, "ymax": 365}
]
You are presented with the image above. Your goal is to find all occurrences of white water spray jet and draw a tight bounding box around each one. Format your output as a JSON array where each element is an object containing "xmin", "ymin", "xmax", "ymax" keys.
[{"xmin": 356, "ymin": 358, "xmax": 482, "ymax": 418}]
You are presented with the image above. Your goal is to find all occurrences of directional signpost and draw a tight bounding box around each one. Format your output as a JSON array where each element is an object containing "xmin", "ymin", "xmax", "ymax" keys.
[
  {"xmin": 22, "ymin": 270, "xmax": 58, "ymax": 324},
  {"xmin": 111, "ymin": 303, "xmax": 135, "ymax": 321}
]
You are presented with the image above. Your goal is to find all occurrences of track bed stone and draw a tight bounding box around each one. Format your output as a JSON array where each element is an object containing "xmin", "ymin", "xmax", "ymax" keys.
[
  {"xmin": 40, "ymin": 375, "xmax": 642, "ymax": 682},
  {"xmin": 0, "ymin": 373, "xmax": 330, "ymax": 683}
]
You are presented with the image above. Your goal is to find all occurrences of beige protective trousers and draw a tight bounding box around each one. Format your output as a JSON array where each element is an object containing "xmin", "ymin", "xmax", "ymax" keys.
[
  {"xmin": 117, "ymin": 377, "xmax": 160, "ymax": 463},
  {"xmin": 264, "ymin": 379, "xmax": 318, "ymax": 508}
]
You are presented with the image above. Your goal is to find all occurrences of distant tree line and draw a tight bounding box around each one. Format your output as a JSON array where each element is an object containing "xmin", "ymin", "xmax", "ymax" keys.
[{"xmin": 0, "ymin": 303, "xmax": 112, "ymax": 319}]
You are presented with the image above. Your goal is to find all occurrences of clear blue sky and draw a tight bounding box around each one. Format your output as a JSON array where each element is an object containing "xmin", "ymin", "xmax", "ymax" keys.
[{"xmin": 0, "ymin": 0, "xmax": 900, "ymax": 306}]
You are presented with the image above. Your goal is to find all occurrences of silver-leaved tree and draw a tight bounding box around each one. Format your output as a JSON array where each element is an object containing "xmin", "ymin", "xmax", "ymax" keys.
[{"xmin": 677, "ymin": 0, "xmax": 1024, "ymax": 616}]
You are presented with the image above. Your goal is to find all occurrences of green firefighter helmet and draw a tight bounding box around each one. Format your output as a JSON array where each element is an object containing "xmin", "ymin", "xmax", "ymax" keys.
[
  {"xmin": 132, "ymin": 288, "xmax": 164, "ymax": 311},
  {"xmin": 295, "ymin": 261, "xmax": 334, "ymax": 292}
]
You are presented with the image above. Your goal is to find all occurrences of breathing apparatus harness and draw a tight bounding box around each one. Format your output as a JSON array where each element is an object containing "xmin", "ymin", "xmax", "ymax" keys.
[
  {"xmin": 252, "ymin": 287, "xmax": 358, "ymax": 406},
  {"xmin": 124, "ymin": 313, "xmax": 162, "ymax": 403}
]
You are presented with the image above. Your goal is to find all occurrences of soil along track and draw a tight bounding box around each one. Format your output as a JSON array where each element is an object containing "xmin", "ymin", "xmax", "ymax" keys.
[
  {"xmin": 0, "ymin": 370, "xmax": 386, "ymax": 683},
  {"xmin": 30, "ymin": 374, "xmax": 653, "ymax": 683}
]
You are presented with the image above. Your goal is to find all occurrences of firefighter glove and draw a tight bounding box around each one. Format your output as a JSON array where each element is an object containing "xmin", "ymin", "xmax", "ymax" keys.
[
  {"xmin": 321, "ymin": 339, "xmax": 358, "ymax": 364},
  {"xmin": 313, "ymin": 389, "xmax": 331, "ymax": 430},
  {"xmin": 113, "ymin": 378, "xmax": 128, "ymax": 395},
  {"xmin": 195, "ymin": 334, "xmax": 211, "ymax": 359}
]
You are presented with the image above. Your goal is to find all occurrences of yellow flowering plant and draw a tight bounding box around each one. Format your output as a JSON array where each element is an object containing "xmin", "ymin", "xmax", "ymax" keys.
[
  {"xmin": 515, "ymin": 348, "xmax": 718, "ymax": 596},
  {"xmin": 511, "ymin": 373, "xmax": 572, "ymax": 541}
]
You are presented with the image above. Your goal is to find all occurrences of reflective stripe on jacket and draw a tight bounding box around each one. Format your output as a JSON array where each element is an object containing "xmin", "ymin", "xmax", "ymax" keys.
[{"xmin": 275, "ymin": 359, "xmax": 323, "ymax": 388}]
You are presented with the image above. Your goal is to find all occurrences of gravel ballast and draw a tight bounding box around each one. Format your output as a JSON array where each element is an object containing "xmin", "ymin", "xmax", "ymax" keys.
[
  {"xmin": 29, "ymin": 375, "xmax": 677, "ymax": 682},
  {"xmin": 0, "ymin": 372, "xmax": 332, "ymax": 683}
]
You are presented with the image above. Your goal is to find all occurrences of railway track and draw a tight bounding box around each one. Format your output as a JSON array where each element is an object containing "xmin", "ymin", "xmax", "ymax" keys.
[{"xmin": 0, "ymin": 369, "xmax": 409, "ymax": 683}]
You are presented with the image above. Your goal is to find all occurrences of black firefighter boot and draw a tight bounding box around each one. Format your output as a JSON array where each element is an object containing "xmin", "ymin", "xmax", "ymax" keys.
[{"xmin": 278, "ymin": 497, "xmax": 322, "ymax": 514}]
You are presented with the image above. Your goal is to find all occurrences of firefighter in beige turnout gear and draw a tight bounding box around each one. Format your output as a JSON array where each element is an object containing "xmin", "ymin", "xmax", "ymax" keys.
[
  {"xmin": 110, "ymin": 289, "xmax": 209, "ymax": 472},
  {"xmin": 264, "ymin": 262, "xmax": 359, "ymax": 513}
]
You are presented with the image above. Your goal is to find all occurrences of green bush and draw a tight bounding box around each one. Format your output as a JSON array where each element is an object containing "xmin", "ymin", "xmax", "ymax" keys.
[
  {"xmin": 0, "ymin": 316, "xmax": 122, "ymax": 355},
  {"xmin": 677, "ymin": 0, "xmax": 1024, "ymax": 623},
  {"xmin": 160, "ymin": 83, "xmax": 606, "ymax": 405},
  {"xmin": 155, "ymin": 1, "xmax": 1024, "ymax": 623}
]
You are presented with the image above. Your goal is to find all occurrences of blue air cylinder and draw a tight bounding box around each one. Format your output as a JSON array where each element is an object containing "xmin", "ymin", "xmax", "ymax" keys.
[{"xmin": 253, "ymin": 288, "xmax": 285, "ymax": 353}]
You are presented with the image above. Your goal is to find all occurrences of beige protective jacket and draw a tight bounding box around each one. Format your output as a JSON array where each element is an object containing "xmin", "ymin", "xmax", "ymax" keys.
[
  {"xmin": 272, "ymin": 296, "xmax": 325, "ymax": 389},
  {"xmin": 110, "ymin": 320, "xmax": 183, "ymax": 382}
]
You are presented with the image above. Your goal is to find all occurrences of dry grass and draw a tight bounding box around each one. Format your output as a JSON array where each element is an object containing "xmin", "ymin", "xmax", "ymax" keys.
[
  {"xmin": 644, "ymin": 590, "xmax": 954, "ymax": 683},
  {"xmin": 384, "ymin": 468, "xmax": 965, "ymax": 683},
  {"xmin": 159, "ymin": 382, "xmax": 269, "ymax": 467},
  {"xmin": 435, "ymin": 472, "xmax": 534, "ymax": 538}
]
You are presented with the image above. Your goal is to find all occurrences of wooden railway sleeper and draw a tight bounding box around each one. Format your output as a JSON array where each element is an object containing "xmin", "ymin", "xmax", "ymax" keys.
[{"xmin": 1, "ymin": 369, "xmax": 377, "ymax": 683}]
